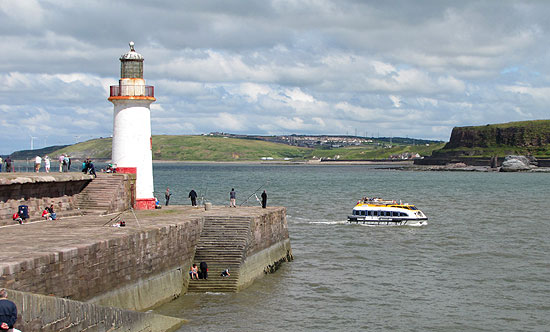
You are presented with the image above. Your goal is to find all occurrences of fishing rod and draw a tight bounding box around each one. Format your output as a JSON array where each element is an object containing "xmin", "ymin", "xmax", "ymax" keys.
[
  {"xmin": 199, "ymin": 184, "xmax": 208, "ymax": 206},
  {"xmin": 240, "ymin": 181, "xmax": 268, "ymax": 206}
]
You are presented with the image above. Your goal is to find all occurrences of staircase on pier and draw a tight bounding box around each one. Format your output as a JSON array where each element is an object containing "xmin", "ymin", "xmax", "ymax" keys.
[
  {"xmin": 187, "ymin": 216, "xmax": 252, "ymax": 293},
  {"xmin": 75, "ymin": 174, "xmax": 128, "ymax": 215}
]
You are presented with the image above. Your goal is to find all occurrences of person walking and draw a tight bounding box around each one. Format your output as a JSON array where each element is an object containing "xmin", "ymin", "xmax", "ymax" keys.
[
  {"xmin": 0, "ymin": 288, "xmax": 18, "ymax": 332},
  {"xmin": 261, "ymin": 190, "xmax": 268, "ymax": 208},
  {"xmin": 229, "ymin": 188, "xmax": 236, "ymax": 207},
  {"xmin": 165, "ymin": 188, "xmax": 171, "ymax": 206},
  {"xmin": 188, "ymin": 189, "xmax": 198, "ymax": 206},
  {"xmin": 44, "ymin": 155, "xmax": 51, "ymax": 173}
]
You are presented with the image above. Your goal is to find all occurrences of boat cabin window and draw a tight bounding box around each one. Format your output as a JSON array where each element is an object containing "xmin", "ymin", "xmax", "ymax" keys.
[
  {"xmin": 360, "ymin": 211, "xmax": 366, "ymax": 216},
  {"xmin": 392, "ymin": 211, "xmax": 399, "ymax": 217},
  {"xmin": 399, "ymin": 212, "xmax": 408, "ymax": 217},
  {"xmin": 410, "ymin": 206, "xmax": 418, "ymax": 210}
]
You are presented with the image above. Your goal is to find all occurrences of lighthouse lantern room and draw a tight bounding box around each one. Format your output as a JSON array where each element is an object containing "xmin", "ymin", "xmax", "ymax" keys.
[{"xmin": 108, "ymin": 42, "xmax": 156, "ymax": 210}]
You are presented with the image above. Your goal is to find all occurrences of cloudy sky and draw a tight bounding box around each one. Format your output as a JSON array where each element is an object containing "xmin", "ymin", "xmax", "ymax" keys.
[{"xmin": 1, "ymin": 0, "xmax": 549, "ymax": 154}]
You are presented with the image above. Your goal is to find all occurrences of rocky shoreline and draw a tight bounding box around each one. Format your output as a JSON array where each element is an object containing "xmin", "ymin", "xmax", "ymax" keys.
[{"xmin": 406, "ymin": 156, "xmax": 550, "ymax": 173}]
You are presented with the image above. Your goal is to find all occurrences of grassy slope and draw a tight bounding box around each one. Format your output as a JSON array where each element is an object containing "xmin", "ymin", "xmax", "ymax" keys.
[
  {"xmin": 55, "ymin": 138, "xmax": 113, "ymax": 159},
  {"xmin": 462, "ymin": 119, "xmax": 550, "ymax": 130},
  {"xmin": 151, "ymin": 135, "xmax": 308, "ymax": 161},
  {"xmin": 309, "ymin": 142, "xmax": 446, "ymax": 160},
  {"xmin": 49, "ymin": 135, "xmax": 445, "ymax": 161}
]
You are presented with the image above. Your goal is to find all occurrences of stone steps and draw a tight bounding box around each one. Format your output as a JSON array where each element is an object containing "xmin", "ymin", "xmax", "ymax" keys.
[
  {"xmin": 74, "ymin": 175, "xmax": 126, "ymax": 214},
  {"xmin": 187, "ymin": 216, "xmax": 252, "ymax": 293}
]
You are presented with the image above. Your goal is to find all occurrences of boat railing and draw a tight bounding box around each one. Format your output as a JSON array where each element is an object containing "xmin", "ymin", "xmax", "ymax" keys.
[{"xmin": 359, "ymin": 200, "xmax": 406, "ymax": 206}]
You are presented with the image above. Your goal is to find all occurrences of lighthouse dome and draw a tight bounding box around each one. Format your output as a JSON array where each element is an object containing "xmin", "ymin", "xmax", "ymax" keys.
[{"xmin": 120, "ymin": 41, "xmax": 144, "ymax": 60}]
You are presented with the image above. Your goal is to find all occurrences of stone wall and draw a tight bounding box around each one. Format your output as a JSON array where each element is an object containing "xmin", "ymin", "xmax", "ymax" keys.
[
  {"xmin": 247, "ymin": 208, "xmax": 290, "ymax": 256},
  {"xmin": 7, "ymin": 289, "xmax": 184, "ymax": 332},
  {"xmin": 0, "ymin": 218, "xmax": 203, "ymax": 311},
  {"xmin": 0, "ymin": 174, "xmax": 92, "ymax": 224},
  {"xmin": 238, "ymin": 208, "xmax": 293, "ymax": 290}
]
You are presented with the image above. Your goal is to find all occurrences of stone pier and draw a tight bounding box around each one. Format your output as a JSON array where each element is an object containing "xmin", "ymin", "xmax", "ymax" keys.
[{"xmin": 0, "ymin": 173, "xmax": 292, "ymax": 331}]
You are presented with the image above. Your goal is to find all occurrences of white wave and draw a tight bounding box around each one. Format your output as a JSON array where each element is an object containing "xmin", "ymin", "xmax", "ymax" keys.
[
  {"xmin": 205, "ymin": 292, "xmax": 226, "ymax": 295},
  {"xmin": 308, "ymin": 220, "xmax": 348, "ymax": 225}
]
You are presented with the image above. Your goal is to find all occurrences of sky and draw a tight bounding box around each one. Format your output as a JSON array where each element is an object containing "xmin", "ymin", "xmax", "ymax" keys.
[{"xmin": 1, "ymin": 0, "xmax": 550, "ymax": 154}]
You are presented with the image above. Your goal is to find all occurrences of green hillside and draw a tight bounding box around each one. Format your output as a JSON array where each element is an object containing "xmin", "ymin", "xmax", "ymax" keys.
[
  {"xmin": 151, "ymin": 135, "xmax": 307, "ymax": 161},
  {"xmin": 310, "ymin": 142, "xmax": 446, "ymax": 160},
  {"xmin": 46, "ymin": 135, "xmax": 445, "ymax": 161},
  {"xmin": 433, "ymin": 119, "xmax": 550, "ymax": 157},
  {"xmin": 55, "ymin": 138, "xmax": 112, "ymax": 159}
]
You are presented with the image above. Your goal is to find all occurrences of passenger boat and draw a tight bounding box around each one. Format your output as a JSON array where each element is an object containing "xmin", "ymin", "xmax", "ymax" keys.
[{"xmin": 348, "ymin": 197, "xmax": 428, "ymax": 226}]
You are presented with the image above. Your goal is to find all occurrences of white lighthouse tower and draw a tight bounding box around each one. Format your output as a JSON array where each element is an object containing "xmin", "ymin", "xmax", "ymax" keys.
[{"xmin": 109, "ymin": 42, "xmax": 156, "ymax": 210}]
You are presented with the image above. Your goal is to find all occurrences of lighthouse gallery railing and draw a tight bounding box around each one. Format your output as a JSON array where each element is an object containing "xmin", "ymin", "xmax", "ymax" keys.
[{"xmin": 110, "ymin": 85, "xmax": 154, "ymax": 97}]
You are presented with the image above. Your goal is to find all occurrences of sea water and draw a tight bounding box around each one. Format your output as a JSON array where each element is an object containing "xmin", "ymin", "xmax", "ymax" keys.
[{"xmin": 152, "ymin": 163, "xmax": 550, "ymax": 332}]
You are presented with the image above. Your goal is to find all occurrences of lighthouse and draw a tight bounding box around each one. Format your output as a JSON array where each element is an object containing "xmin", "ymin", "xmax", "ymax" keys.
[{"xmin": 108, "ymin": 42, "xmax": 156, "ymax": 210}]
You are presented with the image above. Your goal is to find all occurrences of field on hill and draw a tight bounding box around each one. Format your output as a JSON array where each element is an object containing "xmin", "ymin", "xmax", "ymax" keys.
[
  {"xmin": 151, "ymin": 135, "xmax": 308, "ymax": 161},
  {"xmin": 310, "ymin": 142, "xmax": 445, "ymax": 160},
  {"xmin": 44, "ymin": 135, "xmax": 445, "ymax": 162}
]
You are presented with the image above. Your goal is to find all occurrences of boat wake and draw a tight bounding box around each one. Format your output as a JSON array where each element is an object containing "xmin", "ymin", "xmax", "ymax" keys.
[{"xmin": 308, "ymin": 220, "xmax": 348, "ymax": 225}]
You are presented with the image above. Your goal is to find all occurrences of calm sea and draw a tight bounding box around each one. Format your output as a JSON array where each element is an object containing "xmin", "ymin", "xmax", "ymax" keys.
[{"xmin": 151, "ymin": 163, "xmax": 550, "ymax": 332}]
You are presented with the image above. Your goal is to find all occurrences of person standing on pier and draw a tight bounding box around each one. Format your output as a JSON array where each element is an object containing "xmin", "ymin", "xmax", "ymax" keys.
[
  {"xmin": 261, "ymin": 190, "xmax": 267, "ymax": 208},
  {"xmin": 0, "ymin": 288, "xmax": 18, "ymax": 332},
  {"xmin": 58, "ymin": 154, "xmax": 64, "ymax": 172},
  {"xmin": 34, "ymin": 155, "xmax": 41, "ymax": 172},
  {"xmin": 165, "ymin": 188, "xmax": 171, "ymax": 206},
  {"xmin": 0, "ymin": 156, "xmax": 3, "ymax": 172},
  {"xmin": 4, "ymin": 157, "xmax": 12, "ymax": 173},
  {"xmin": 44, "ymin": 155, "xmax": 50, "ymax": 173},
  {"xmin": 230, "ymin": 188, "xmax": 236, "ymax": 207},
  {"xmin": 188, "ymin": 189, "xmax": 197, "ymax": 206}
]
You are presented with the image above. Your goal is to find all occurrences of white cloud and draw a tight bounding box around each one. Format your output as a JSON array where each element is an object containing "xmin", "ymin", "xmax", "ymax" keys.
[
  {"xmin": 1, "ymin": 0, "xmax": 550, "ymax": 154},
  {"xmin": 0, "ymin": 0, "xmax": 44, "ymax": 27}
]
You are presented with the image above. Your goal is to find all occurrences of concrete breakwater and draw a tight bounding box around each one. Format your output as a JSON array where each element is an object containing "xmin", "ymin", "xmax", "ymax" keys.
[{"xmin": 0, "ymin": 174, "xmax": 292, "ymax": 331}]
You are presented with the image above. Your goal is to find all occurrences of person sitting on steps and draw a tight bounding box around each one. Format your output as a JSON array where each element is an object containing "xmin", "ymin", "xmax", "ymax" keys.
[{"xmin": 189, "ymin": 264, "xmax": 199, "ymax": 280}]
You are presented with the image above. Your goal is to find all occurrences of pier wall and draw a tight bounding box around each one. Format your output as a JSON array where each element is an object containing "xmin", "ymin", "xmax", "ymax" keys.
[
  {"xmin": 238, "ymin": 208, "xmax": 293, "ymax": 290},
  {"xmin": 0, "ymin": 174, "xmax": 92, "ymax": 224},
  {"xmin": 1, "ymin": 218, "xmax": 203, "ymax": 311},
  {"xmin": 7, "ymin": 289, "xmax": 184, "ymax": 332}
]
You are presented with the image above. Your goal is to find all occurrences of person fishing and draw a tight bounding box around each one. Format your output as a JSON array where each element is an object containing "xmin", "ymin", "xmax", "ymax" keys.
[
  {"xmin": 261, "ymin": 190, "xmax": 267, "ymax": 208},
  {"xmin": 189, "ymin": 189, "xmax": 198, "ymax": 206}
]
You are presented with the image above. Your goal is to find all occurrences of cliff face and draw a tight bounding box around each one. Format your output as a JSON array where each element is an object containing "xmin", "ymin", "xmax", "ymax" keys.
[{"xmin": 443, "ymin": 120, "xmax": 550, "ymax": 150}]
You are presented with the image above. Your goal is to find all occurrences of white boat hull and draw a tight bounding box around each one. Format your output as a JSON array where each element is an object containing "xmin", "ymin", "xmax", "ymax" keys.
[{"xmin": 348, "ymin": 216, "xmax": 428, "ymax": 226}]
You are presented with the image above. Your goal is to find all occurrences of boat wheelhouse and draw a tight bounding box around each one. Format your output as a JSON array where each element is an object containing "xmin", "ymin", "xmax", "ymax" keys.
[{"xmin": 348, "ymin": 198, "xmax": 428, "ymax": 226}]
